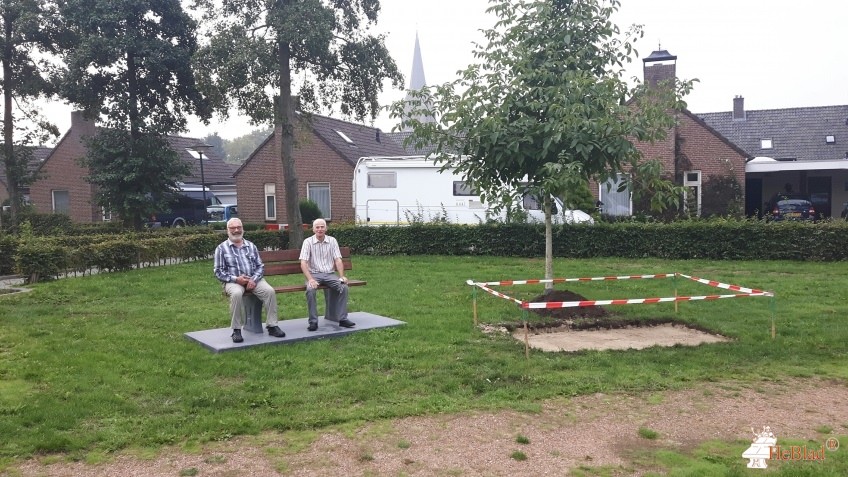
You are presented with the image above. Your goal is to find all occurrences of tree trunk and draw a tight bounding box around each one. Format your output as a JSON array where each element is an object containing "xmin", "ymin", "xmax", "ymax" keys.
[
  {"xmin": 127, "ymin": 49, "xmax": 143, "ymax": 230},
  {"xmin": 3, "ymin": 10, "xmax": 18, "ymax": 225},
  {"xmin": 544, "ymin": 195, "xmax": 553, "ymax": 292},
  {"xmin": 278, "ymin": 29, "xmax": 303, "ymax": 249}
]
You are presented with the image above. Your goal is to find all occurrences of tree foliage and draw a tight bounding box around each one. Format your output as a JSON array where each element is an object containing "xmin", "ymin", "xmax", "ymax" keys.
[
  {"xmin": 59, "ymin": 0, "xmax": 209, "ymax": 229},
  {"xmin": 195, "ymin": 0, "xmax": 403, "ymax": 247},
  {"xmin": 392, "ymin": 0, "xmax": 693, "ymax": 284},
  {"xmin": 0, "ymin": 0, "xmax": 66, "ymax": 225}
]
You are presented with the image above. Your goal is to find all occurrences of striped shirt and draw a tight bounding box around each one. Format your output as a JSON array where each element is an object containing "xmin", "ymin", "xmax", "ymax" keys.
[
  {"xmin": 213, "ymin": 238, "xmax": 264, "ymax": 283},
  {"xmin": 299, "ymin": 235, "xmax": 341, "ymax": 274}
]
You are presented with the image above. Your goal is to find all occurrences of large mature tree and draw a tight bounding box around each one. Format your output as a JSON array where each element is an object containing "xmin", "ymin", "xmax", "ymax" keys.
[
  {"xmin": 0, "ymin": 0, "xmax": 66, "ymax": 225},
  {"xmin": 194, "ymin": 0, "xmax": 403, "ymax": 248},
  {"xmin": 393, "ymin": 0, "xmax": 692, "ymax": 287},
  {"xmin": 60, "ymin": 0, "xmax": 209, "ymax": 229}
]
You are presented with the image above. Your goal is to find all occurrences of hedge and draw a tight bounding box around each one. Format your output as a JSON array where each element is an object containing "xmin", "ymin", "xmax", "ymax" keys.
[{"xmin": 2, "ymin": 220, "xmax": 847, "ymax": 282}]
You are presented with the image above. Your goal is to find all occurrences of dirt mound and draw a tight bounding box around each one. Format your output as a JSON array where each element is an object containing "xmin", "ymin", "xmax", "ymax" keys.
[{"xmin": 527, "ymin": 289, "xmax": 609, "ymax": 320}]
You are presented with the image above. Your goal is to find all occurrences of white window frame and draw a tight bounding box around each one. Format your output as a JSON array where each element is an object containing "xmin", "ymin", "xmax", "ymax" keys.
[
  {"xmin": 52, "ymin": 190, "xmax": 69, "ymax": 214},
  {"xmin": 307, "ymin": 182, "xmax": 331, "ymax": 220},
  {"xmin": 683, "ymin": 170, "xmax": 702, "ymax": 217},
  {"xmin": 264, "ymin": 183, "xmax": 276, "ymax": 221},
  {"xmin": 367, "ymin": 171, "xmax": 397, "ymax": 188},
  {"xmin": 760, "ymin": 139, "xmax": 773, "ymax": 149},
  {"xmin": 599, "ymin": 174, "xmax": 631, "ymax": 216},
  {"xmin": 102, "ymin": 207, "xmax": 112, "ymax": 222}
]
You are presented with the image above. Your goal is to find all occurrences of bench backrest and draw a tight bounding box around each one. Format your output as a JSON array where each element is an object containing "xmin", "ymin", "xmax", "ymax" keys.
[{"xmin": 261, "ymin": 246, "xmax": 353, "ymax": 276}]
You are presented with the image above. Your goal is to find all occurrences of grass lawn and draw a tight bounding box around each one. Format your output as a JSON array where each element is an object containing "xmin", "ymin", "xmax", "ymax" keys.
[{"xmin": 0, "ymin": 255, "xmax": 846, "ymax": 473}]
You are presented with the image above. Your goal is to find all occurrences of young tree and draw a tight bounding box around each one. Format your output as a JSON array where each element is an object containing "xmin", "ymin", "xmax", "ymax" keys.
[
  {"xmin": 60, "ymin": 0, "xmax": 209, "ymax": 229},
  {"xmin": 0, "ymin": 0, "xmax": 66, "ymax": 225},
  {"xmin": 194, "ymin": 0, "xmax": 403, "ymax": 248},
  {"xmin": 393, "ymin": 0, "xmax": 692, "ymax": 288}
]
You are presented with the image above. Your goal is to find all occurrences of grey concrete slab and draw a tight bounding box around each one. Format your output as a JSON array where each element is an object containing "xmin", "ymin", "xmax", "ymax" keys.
[{"xmin": 184, "ymin": 312, "xmax": 405, "ymax": 353}]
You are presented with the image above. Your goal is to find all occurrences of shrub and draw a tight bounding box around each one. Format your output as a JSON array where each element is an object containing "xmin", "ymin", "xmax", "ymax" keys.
[{"xmin": 300, "ymin": 199, "xmax": 323, "ymax": 224}]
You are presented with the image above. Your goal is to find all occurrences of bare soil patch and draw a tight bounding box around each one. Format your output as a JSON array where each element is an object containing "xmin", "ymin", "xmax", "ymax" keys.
[
  {"xmin": 12, "ymin": 378, "xmax": 848, "ymax": 477},
  {"xmin": 501, "ymin": 290, "xmax": 730, "ymax": 352}
]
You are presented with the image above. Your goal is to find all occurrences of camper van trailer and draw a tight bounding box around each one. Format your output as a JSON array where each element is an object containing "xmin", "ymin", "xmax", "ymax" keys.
[{"xmin": 352, "ymin": 156, "xmax": 593, "ymax": 226}]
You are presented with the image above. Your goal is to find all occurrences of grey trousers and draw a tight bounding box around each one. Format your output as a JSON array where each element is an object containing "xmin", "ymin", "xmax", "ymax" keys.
[
  {"xmin": 305, "ymin": 272, "xmax": 348, "ymax": 324},
  {"xmin": 224, "ymin": 279, "xmax": 279, "ymax": 329}
]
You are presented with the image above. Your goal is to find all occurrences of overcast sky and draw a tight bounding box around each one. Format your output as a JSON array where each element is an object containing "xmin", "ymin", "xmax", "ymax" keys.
[{"xmin": 41, "ymin": 0, "xmax": 848, "ymax": 142}]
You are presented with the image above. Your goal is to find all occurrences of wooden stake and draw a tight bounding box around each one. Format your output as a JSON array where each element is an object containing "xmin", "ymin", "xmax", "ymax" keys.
[{"xmin": 524, "ymin": 320, "xmax": 529, "ymax": 359}]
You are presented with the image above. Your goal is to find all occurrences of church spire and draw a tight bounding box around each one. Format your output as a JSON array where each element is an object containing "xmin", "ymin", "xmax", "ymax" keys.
[
  {"xmin": 409, "ymin": 31, "xmax": 427, "ymax": 90},
  {"xmin": 401, "ymin": 31, "xmax": 436, "ymax": 131}
]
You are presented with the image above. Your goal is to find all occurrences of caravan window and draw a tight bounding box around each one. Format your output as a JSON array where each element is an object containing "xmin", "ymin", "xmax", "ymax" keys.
[
  {"xmin": 367, "ymin": 172, "xmax": 396, "ymax": 188},
  {"xmin": 453, "ymin": 181, "xmax": 475, "ymax": 196}
]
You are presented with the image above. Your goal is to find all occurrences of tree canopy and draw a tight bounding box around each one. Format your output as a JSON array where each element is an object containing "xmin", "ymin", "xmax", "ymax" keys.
[
  {"xmin": 0, "ymin": 0, "xmax": 67, "ymax": 224},
  {"xmin": 392, "ymin": 0, "xmax": 693, "ymax": 285},
  {"xmin": 195, "ymin": 0, "xmax": 403, "ymax": 247},
  {"xmin": 59, "ymin": 0, "xmax": 210, "ymax": 229}
]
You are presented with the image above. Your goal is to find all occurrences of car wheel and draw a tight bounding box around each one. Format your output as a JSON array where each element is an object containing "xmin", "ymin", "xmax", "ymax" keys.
[{"xmin": 172, "ymin": 219, "xmax": 185, "ymax": 228}]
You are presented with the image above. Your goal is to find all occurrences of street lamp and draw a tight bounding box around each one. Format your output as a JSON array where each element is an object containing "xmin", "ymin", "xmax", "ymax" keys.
[{"xmin": 188, "ymin": 142, "xmax": 213, "ymax": 209}]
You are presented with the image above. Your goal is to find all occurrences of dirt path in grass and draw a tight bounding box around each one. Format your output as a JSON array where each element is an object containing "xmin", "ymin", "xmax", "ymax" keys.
[{"xmin": 11, "ymin": 378, "xmax": 848, "ymax": 477}]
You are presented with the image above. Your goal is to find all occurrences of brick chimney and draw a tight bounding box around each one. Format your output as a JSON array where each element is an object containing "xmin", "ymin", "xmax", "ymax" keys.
[
  {"xmin": 70, "ymin": 110, "xmax": 96, "ymax": 137},
  {"xmin": 733, "ymin": 96, "xmax": 746, "ymax": 121},
  {"xmin": 642, "ymin": 49, "xmax": 677, "ymax": 88}
]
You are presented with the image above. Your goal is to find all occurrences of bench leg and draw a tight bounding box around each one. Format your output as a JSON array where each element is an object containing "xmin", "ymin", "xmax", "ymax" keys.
[
  {"xmin": 324, "ymin": 289, "xmax": 339, "ymax": 322},
  {"xmin": 243, "ymin": 294, "xmax": 264, "ymax": 333}
]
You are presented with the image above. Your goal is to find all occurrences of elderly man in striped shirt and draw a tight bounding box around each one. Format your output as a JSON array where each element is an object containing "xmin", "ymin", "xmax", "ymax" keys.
[
  {"xmin": 214, "ymin": 218, "xmax": 286, "ymax": 343},
  {"xmin": 299, "ymin": 218, "xmax": 355, "ymax": 331}
]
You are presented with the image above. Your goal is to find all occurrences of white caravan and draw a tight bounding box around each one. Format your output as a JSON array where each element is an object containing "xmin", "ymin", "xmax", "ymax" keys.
[{"xmin": 352, "ymin": 156, "xmax": 593, "ymax": 226}]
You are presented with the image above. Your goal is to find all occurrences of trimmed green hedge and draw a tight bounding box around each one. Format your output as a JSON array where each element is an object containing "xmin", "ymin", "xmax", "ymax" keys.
[{"xmin": 2, "ymin": 220, "xmax": 847, "ymax": 282}]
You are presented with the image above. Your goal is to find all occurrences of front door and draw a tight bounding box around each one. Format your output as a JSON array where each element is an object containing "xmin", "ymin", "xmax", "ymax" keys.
[{"xmin": 745, "ymin": 177, "xmax": 763, "ymax": 218}]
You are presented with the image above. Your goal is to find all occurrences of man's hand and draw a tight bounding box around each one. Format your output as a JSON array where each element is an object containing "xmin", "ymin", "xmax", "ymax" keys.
[
  {"xmin": 340, "ymin": 276, "xmax": 348, "ymax": 285},
  {"xmin": 245, "ymin": 278, "xmax": 256, "ymax": 291},
  {"xmin": 307, "ymin": 278, "xmax": 318, "ymax": 289}
]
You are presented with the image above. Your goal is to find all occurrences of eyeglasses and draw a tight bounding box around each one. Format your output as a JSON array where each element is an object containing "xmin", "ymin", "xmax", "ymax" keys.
[{"xmin": 227, "ymin": 226, "xmax": 242, "ymax": 230}]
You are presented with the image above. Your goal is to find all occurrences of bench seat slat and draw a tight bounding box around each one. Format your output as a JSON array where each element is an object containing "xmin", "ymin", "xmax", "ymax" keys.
[{"xmin": 270, "ymin": 280, "xmax": 367, "ymax": 294}]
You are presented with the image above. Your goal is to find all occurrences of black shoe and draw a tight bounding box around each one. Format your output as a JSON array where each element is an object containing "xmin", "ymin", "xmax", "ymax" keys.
[
  {"xmin": 307, "ymin": 322, "xmax": 318, "ymax": 332},
  {"xmin": 338, "ymin": 319, "xmax": 356, "ymax": 328},
  {"xmin": 231, "ymin": 329, "xmax": 244, "ymax": 343},
  {"xmin": 266, "ymin": 325, "xmax": 286, "ymax": 338}
]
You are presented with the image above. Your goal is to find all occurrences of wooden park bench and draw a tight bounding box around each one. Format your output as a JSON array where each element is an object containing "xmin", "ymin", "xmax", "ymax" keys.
[{"xmin": 242, "ymin": 247, "xmax": 366, "ymax": 332}]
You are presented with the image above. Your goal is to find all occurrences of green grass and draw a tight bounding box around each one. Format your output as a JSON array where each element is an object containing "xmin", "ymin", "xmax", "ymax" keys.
[{"xmin": 0, "ymin": 255, "xmax": 846, "ymax": 469}]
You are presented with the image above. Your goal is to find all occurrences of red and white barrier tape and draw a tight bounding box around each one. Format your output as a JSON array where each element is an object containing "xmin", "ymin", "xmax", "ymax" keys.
[
  {"xmin": 520, "ymin": 291, "xmax": 772, "ymax": 309},
  {"xmin": 467, "ymin": 273, "xmax": 774, "ymax": 309},
  {"xmin": 676, "ymin": 273, "xmax": 767, "ymax": 295},
  {"xmin": 477, "ymin": 273, "xmax": 675, "ymax": 287}
]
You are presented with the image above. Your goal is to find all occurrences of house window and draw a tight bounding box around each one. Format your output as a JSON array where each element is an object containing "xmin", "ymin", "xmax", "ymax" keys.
[
  {"xmin": 825, "ymin": 135, "xmax": 836, "ymax": 144},
  {"xmin": 599, "ymin": 174, "xmax": 630, "ymax": 216},
  {"xmin": 683, "ymin": 170, "xmax": 702, "ymax": 217},
  {"xmin": 307, "ymin": 182, "xmax": 331, "ymax": 220},
  {"xmin": 367, "ymin": 172, "xmax": 396, "ymax": 188},
  {"xmin": 52, "ymin": 190, "xmax": 69, "ymax": 214},
  {"xmin": 264, "ymin": 183, "xmax": 276, "ymax": 221},
  {"xmin": 102, "ymin": 207, "xmax": 112, "ymax": 222},
  {"xmin": 453, "ymin": 181, "xmax": 475, "ymax": 196},
  {"xmin": 760, "ymin": 139, "xmax": 773, "ymax": 149}
]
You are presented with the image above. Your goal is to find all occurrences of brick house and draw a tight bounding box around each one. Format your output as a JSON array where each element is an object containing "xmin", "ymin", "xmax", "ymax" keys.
[
  {"xmin": 698, "ymin": 100, "xmax": 848, "ymax": 218},
  {"xmin": 234, "ymin": 113, "xmax": 406, "ymax": 225},
  {"xmin": 29, "ymin": 111, "xmax": 234, "ymax": 223},
  {"xmin": 598, "ymin": 50, "xmax": 749, "ymax": 218},
  {"xmin": 0, "ymin": 146, "xmax": 52, "ymax": 207}
]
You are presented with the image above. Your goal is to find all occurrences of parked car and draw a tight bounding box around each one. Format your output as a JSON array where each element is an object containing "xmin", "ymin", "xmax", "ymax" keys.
[
  {"xmin": 765, "ymin": 193, "xmax": 816, "ymax": 221},
  {"xmin": 148, "ymin": 188, "xmax": 221, "ymax": 227},
  {"xmin": 207, "ymin": 204, "xmax": 238, "ymax": 223}
]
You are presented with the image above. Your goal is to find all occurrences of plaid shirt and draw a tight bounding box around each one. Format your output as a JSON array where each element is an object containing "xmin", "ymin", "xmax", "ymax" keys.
[{"xmin": 213, "ymin": 238, "xmax": 264, "ymax": 283}]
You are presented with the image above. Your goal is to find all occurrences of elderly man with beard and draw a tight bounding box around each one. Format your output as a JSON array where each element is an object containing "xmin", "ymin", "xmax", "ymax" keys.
[{"xmin": 214, "ymin": 218, "xmax": 286, "ymax": 343}]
